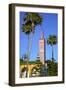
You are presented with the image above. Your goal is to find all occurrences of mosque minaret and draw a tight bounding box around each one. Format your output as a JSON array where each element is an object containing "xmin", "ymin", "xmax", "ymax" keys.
[{"xmin": 39, "ymin": 30, "xmax": 46, "ymax": 65}]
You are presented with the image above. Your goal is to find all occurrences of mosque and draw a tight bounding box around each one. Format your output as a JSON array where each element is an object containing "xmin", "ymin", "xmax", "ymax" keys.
[{"xmin": 20, "ymin": 30, "xmax": 47, "ymax": 78}]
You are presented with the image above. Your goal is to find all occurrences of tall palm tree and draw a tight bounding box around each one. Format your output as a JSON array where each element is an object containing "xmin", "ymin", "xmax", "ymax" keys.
[
  {"xmin": 47, "ymin": 35, "xmax": 57, "ymax": 61},
  {"xmin": 22, "ymin": 12, "xmax": 42, "ymax": 77},
  {"xmin": 22, "ymin": 21, "xmax": 32, "ymax": 77}
]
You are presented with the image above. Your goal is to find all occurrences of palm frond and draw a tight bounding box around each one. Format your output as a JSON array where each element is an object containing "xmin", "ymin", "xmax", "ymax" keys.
[{"xmin": 47, "ymin": 35, "xmax": 57, "ymax": 46}]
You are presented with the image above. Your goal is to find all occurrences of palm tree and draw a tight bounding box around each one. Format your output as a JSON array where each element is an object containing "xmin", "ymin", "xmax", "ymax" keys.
[
  {"xmin": 47, "ymin": 35, "xmax": 57, "ymax": 61},
  {"xmin": 22, "ymin": 21, "xmax": 31, "ymax": 77},
  {"xmin": 22, "ymin": 12, "xmax": 42, "ymax": 77},
  {"xmin": 23, "ymin": 13, "xmax": 42, "ymax": 33}
]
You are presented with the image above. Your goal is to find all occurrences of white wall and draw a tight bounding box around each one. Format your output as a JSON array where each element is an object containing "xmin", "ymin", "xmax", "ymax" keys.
[{"xmin": 0, "ymin": 0, "xmax": 66, "ymax": 90}]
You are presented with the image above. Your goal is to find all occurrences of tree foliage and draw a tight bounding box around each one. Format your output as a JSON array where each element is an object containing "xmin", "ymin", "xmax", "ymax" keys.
[
  {"xmin": 47, "ymin": 35, "xmax": 57, "ymax": 46},
  {"xmin": 22, "ymin": 12, "xmax": 42, "ymax": 34},
  {"xmin": 47, "ymin": 60, "xmax": 58, "ymax": 76}
]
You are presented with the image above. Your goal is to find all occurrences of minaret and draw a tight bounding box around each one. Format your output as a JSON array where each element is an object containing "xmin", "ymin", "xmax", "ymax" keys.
[{"xmin": 39, "ymin": 30, "xmax": 45, "ymax": 65}]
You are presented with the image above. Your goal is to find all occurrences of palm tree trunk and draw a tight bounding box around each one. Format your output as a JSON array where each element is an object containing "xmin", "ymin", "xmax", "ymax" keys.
[
  {"xmin": 26, "ymin": 21, "xmax": 35, "ymax": 77},
  {"xmin": 26, "ymin": 34, "xmax": 30, "ymax": 78},
  {"xmin": 32, "ymin": 21, "xmax": 34, "ymax": 33},
  {"xmin": 52, "ymin": 45, "xmax": 54, "ymax": 61}
]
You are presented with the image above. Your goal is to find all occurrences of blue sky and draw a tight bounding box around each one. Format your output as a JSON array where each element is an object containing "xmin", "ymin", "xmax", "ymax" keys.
[{"xmin": 20, "ymin": 12, "xmax": 58, "ymax": 61}]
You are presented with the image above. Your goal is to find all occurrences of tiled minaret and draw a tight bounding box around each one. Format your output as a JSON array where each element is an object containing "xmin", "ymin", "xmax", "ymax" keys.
[{"xmin": 39, "ymin": 30, "xmax": 45, "ymax": 65}]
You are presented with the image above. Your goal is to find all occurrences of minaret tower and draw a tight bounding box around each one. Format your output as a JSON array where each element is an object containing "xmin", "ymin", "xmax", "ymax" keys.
[{"xmin": 39, "ymin": 30, "xmax": 45, "ymax": 65}]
